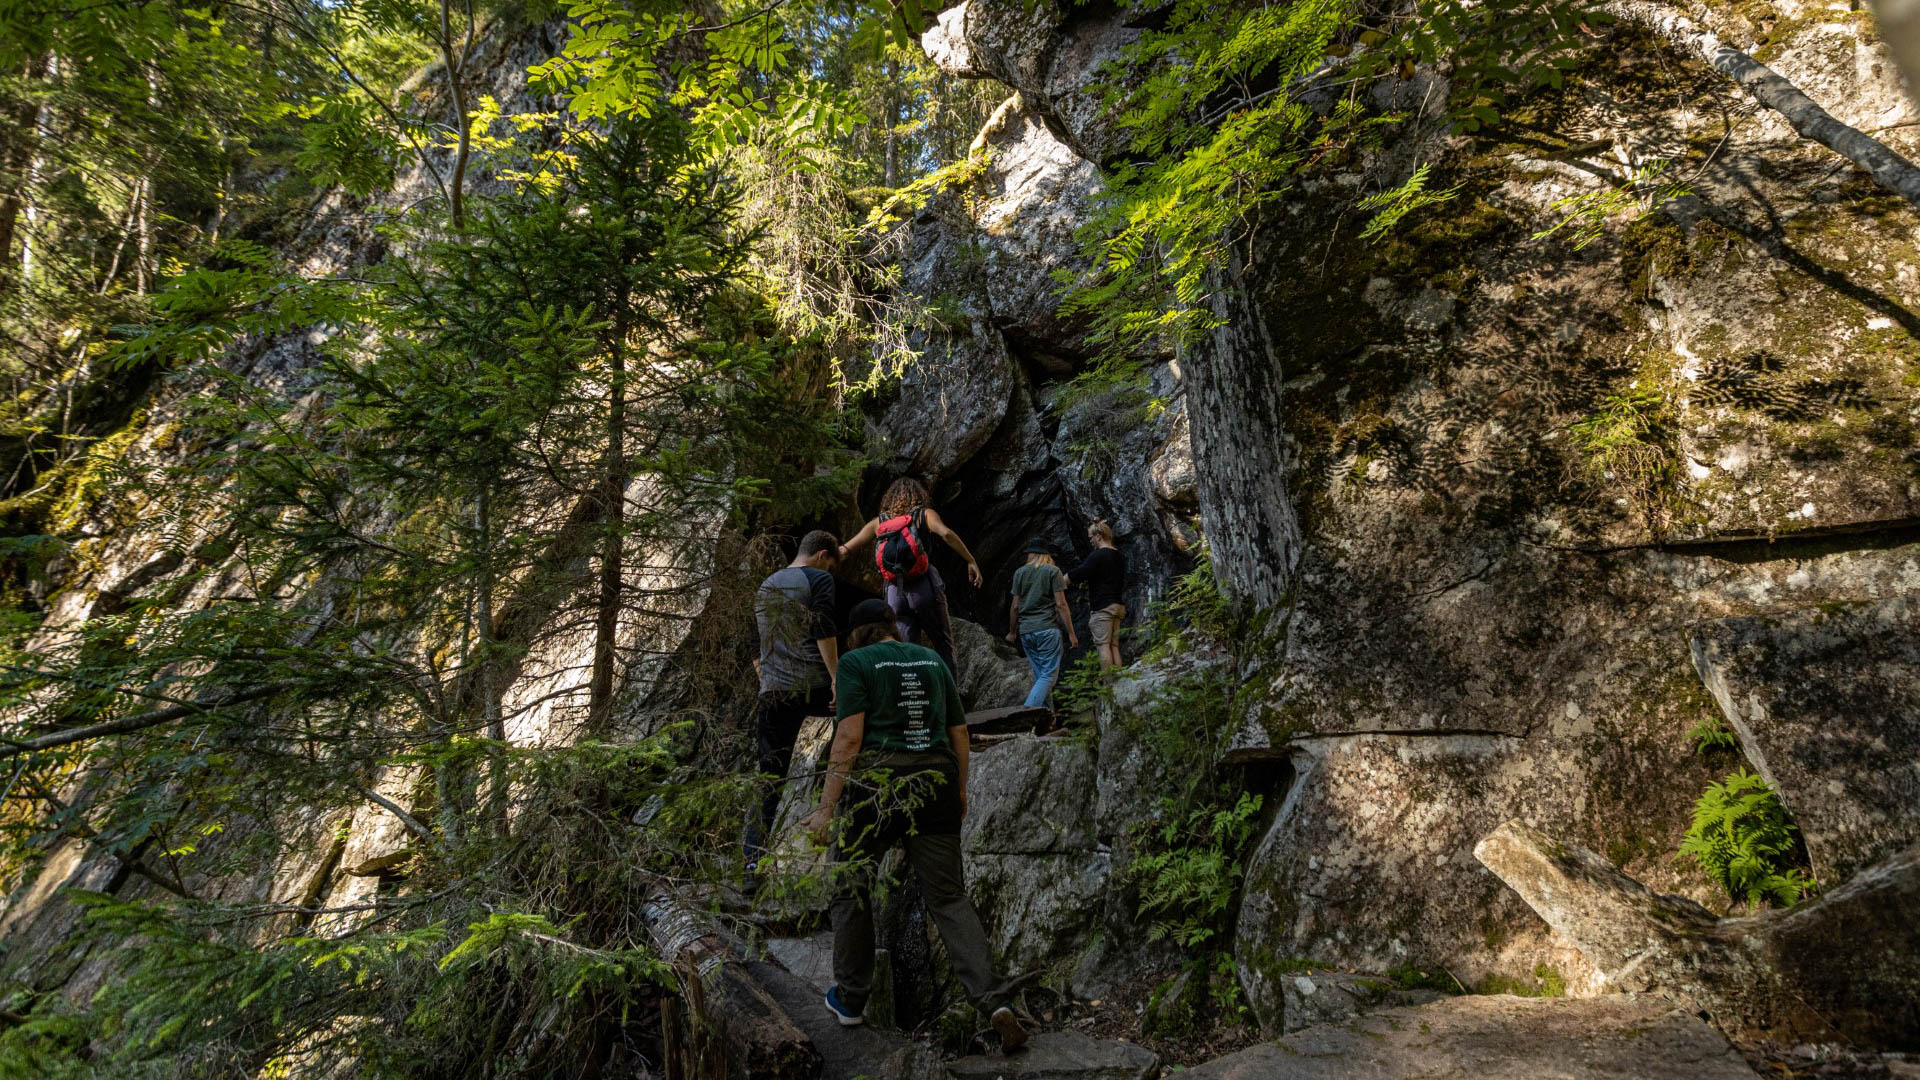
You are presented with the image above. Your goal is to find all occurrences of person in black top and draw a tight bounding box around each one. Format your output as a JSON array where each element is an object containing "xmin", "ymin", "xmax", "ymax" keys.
[
  {"xmin": 1064, "ymin": 518, "xmax": 1126, "ymax": 669},
  {"xmin": 746, "ymin": 529, "xmax": 841, "ymax": 882}
]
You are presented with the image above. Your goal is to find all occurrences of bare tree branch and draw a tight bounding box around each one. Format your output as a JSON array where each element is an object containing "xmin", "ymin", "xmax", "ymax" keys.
[
  {"xmin": 359, "ymin": 785, "xmax": 436, "ymax": 846},
  {"xmin": 0, "ymin": 681, "xmax": 297, "ymax": 760}
]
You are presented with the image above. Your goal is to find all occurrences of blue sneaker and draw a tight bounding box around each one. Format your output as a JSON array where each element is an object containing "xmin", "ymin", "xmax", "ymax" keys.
[{"xmin": 824, "ymin": 986, "xmax": 864, "ymax": 1027}]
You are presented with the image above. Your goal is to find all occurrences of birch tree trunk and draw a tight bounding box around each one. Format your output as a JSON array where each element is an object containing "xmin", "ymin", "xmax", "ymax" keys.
[
  {"xmin": 133, "ymin": 176, "xmax": 151, "ymax": 295},
  {"xmin": 0, "ymin": 53, "xmax": 47, "ymax": 290},
  {"xmin": 883, "ymin": 59, "xmax": 899, "ymax": 188},
  {"xmin": 19, "ymin": 55, "xmax": 55, "ymax": 281},
  {"xmin": 1608, "ymin": 0, "xmax": 1920, "ymax": 210}
]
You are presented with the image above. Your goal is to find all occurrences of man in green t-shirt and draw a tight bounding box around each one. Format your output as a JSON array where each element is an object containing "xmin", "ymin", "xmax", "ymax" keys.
[{"xmin": 801, "ymin": 599, "xmax": 1028, "ymax": 1052}]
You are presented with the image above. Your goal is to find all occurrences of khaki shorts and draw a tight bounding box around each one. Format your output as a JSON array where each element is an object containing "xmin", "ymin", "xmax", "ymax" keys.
[{"xmin": 1088, "ymin": 603, "xmax": 1126, "ymax": 646}]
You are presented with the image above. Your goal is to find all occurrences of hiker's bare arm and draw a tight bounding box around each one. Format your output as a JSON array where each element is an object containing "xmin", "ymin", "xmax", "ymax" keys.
[
  {"xmin": 816, "ymin": 637, "xmax": 840, "ymax": 689},
  {"xmin": 922, "ymin": 508, "xmax": 983, "ymax": 586},
  {"xmin": 837, "ymin": 519, "xmax": 877, "ymax": 560},
  {"xmin": 1006, "ymin": 596, "xmax": 1020, "ymax": 642},
  {"xmin": 804, "ymin": 712, "xmax": 865, "ymax": 842},
  {"xmin": 1055, "ymin": 589, "xmax": 1078, "ymax": 648},
  {"xmin": 950, "ymin": 724, "xmax": 970, "ymax": 817}
]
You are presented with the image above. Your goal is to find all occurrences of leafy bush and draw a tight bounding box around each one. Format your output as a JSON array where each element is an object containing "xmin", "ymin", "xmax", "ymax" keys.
[
  {"xmin": 1050, "ymin": 651, "xmax": 1112, "ymax": 719},
  {"xmin": 1676, "ymin": 768, "xmax": 1818, "ymax": 909}
]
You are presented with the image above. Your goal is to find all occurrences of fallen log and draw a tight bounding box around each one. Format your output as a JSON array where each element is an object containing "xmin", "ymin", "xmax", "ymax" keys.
[
  {"xmin": 641, "ymin": 891, "xmax": 822, "ymax": 1080},
  {"xmin": 1474, "ymin": 820, "xmax": 1920, "ymax": 1049}
]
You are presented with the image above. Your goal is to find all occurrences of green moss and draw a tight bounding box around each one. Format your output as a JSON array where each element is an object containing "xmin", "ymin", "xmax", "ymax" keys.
[
  {"xmin": 1478, "ymin": 964, "xmax": 1565, "ymax": 997},
  {"xmin": 1478, "ymin": 913, "xmax": 1508, "ymax": 952},
  {"xmin": 48, "ymin": 416, "xmax": 145, "ymax": 532},
  {"xmin": 1378, "ymin": 196, "xmax": 1515, "ymax": 290},
  {"xmin": 1265, "ymin": 954, "xmax": 1338, "ymax": 976},
  {"xmin": 1618, "ymin": 212, "xmax": 1691, "ymax": 298},
  {"xmin": 1143, "ymin": 968, "xmax": 1208, "ymax": 1038},
  {"xmin": 1384, "ymin": 965, "xmax": 1459, "ymax": 994},
  {"xmin": 844, "ymin": 185, "xmax": 895, "ymax": 219},
  {"xmin": 1606, "ymin": 829, "xmax": 1662, "ymax": 870},
  {"xmin": 0, "ymin": 455, "xmax": 83, "ymax": 533},
  {"xmin": 1618, "ymin": 213, "xmax": 1731, "ymax": 299}
]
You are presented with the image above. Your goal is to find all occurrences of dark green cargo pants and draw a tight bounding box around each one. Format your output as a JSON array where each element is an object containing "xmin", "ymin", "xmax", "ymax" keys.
[{"xmin": 828, "ymin": 752, "xmax": 1010, "ymax": 1015}]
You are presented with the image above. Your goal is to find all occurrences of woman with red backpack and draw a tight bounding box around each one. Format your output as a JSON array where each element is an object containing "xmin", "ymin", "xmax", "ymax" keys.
[{"xmin": 838, "ymin": 477, "xmax": 982, "ymax": 676}]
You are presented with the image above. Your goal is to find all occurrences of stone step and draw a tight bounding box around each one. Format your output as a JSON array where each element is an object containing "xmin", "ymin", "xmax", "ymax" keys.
[
  {"xmin": 967, "ymin": 705, "xmax": 1052, "ymax": 735},
  {"xmin": 764, "ymin": 932, "xmax": 834, "ymax": 994},
  {"xmin": 944, "ymin": 1030, "xmax": 1159, "ymax": 1080},
  {"xmin": 749, "ymin": 957, "xmax": 919, "ymax": 1080},
  {"xmin": 1178, "ymin": 993, "xmax": 1759, "ymax": 1079}
]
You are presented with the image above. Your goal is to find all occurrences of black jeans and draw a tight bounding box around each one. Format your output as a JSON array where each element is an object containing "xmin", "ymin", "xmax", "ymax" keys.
[
  {"xmin": 746, "ymin": 683, "xmax": 834, "ymax": 866},
  {"xmin": 885, "ymin": 567, "xmax": 958, "ymax": 677},
  {"xmin": 829, "ymin": 753, "xmax": 1010, "ymax": 1014}
]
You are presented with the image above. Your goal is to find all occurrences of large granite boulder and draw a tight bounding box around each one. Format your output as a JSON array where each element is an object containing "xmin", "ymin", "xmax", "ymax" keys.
[
  {"xmin": 1231, "ymin": 540, "xmax": 1920, "ymax": 1029},
  {"xmin": 920, "ymin": 1, "xmax": 1142, "ymax": 164},
  {"xmin": 912, "ymin": 0, "xmax": 1920, "ymax": 1047},
  {"xmin": 962, "ymin": 737, "xmax": 1111, "ymax": 977},
  {"xmin": 860, "ymin": 85, "xmax": 1194, "ymax": 615},
  {"xmin": 952, "ymin": 617, "xmax": 1035, "ymax": 710},
  {"xmin": 1476, "ymin": 820, "xmax": 1920, "ymax": 1048},
  {"xmin": 1691, "ymin": 594, "xmax": 1920, "ymax": 883},
  {"xmin": 862, "ymin": 197, "xmax": 1019, "ymax": 484}
]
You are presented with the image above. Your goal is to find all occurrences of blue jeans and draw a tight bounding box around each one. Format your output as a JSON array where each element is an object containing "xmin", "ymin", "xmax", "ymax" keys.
[{"xmin": 1020, "ymin": 628, "xmax": 1063, "ymax": 709}]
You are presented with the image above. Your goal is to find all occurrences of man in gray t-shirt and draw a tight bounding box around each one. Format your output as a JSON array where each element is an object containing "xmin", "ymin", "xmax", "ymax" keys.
[{"xmin": 747, "ymin": 530, "xmax": 841, "ymax": 881}]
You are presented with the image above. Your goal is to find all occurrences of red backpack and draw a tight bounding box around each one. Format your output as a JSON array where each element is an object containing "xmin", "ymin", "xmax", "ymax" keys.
[{"xmin": 874, "ymin": 509, "xmax": 930, "ymax": 583}]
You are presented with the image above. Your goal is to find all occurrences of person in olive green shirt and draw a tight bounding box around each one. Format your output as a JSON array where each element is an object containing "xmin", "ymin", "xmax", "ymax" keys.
[
  {"xmin": 1005, "ymin": 538, "xmax": 1077, "ymax": 710},
  {"xmin": 801, "ymin": 599, "xmax": 1028, "ymax": 1052}
]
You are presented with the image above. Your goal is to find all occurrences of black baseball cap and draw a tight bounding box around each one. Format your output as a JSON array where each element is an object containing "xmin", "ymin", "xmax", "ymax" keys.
[
  {"xmin": 1024, "ymin": 537, "xmax": 1051, "ymax": 555},
  {"xmin": 849, "ymin": 598, "xmax": 894, "ymax": 630}
]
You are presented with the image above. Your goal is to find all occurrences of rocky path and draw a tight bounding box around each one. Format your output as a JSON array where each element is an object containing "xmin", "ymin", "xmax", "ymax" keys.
[
  {"xmin": 746, "ymin": 715, "xmax": 1765, "ymax": 1080},
  {"xmin": 1181, "ymin": 995, "xmax": 1758, "ymax": 1079},
  {"xmin": 751, "ymin": 921, "xmax": 1762, "ymax": 1080}
]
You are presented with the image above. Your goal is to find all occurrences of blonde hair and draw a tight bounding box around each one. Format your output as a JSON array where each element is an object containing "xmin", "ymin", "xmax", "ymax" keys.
[
  {"xmin": 1025, "ymin": 552, "xmax": 1056, "ymax": 567},
  {"xmin": 878, "ymin": 476, "xmax": 930, "ymax": 518},
  {"xmin": 1088, "ymin": 518, "xmax": 1114, "ymax": 543}
]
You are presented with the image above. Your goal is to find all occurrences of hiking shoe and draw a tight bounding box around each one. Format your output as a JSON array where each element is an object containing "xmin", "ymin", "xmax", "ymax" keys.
[
  {"xmin": 990, "ymin": 1005, "xmax": 1028, "ymax": 1052},
  {"xmin": 824, "ymin": 986, "xmax": 864, "ymax": 1027}
]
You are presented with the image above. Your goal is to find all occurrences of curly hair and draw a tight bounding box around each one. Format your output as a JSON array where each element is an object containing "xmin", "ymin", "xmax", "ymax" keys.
[{"xmin": 877, "ymin": 476, "xmax": 931, "ymax": 518}]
